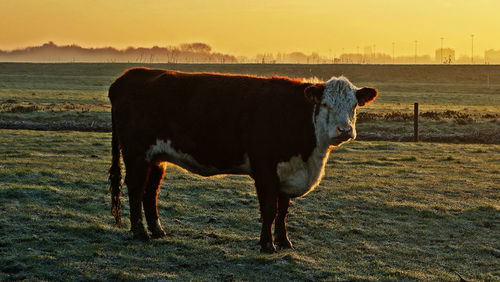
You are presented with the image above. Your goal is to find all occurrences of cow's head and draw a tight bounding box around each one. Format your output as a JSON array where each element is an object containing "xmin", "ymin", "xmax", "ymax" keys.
[{"xmin": 305, "ymin": 76, "xmax": 377, "ymax": 146}]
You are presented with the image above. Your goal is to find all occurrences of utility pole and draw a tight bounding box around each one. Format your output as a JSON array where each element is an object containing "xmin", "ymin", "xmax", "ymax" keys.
[
  {"xmin": 414, "ymin": 103, "xmax": 419, "ymax": 142},
  {"xmin": 392, "ymin": 42, "xmax": 395, "ymax": 64},
  {"xmin": 440, "ymin": 37, "xmax": 444, "ymax": 63},
  {"xmin": 471, "ymin": 34, "xmax": 474, "ymax": 64},
  {"xmin": 414, "ymin": 40, "xmax": 418, "ymax": 64},
  {"xmin": 373, "ymin": 44, "xmax": 376, "ymax": 63}
]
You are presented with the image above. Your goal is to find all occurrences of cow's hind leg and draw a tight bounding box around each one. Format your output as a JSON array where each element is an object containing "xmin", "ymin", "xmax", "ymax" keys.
[
  {"xmin": 274, "ymin": 194, "xmax": 293, "ymax": 249},
  {"xmin": 124, "ymin": 160, "xmax": 151, "ymax": 241},
  {"xmin": 252, "ymin": 164, "xmax": 280, "ymax": 253},
  {"xmin": 143, "ymin": 163, "xmax": 167, "ymax": 238}
]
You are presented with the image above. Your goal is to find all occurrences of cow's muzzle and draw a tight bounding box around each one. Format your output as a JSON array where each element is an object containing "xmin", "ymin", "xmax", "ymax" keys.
[{"xmin": 332, "ymin": 126, "xmax": 355, "ymax": 145}]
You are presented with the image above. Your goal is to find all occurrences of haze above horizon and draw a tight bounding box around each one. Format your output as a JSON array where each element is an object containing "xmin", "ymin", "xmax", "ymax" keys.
[{"xmin": 1, "ymin": 0, "xmax": 499, "ymax": 58}]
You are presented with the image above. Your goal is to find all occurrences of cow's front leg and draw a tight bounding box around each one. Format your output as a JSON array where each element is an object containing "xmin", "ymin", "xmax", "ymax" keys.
[
  {"xmin": 274, "ymin": 194, "xmax": 293, "ymax": 249},
  {"xmin": 257, "ymin": 188, "xmax": 278, "ymax": 253},
  {"xmin": 253, "ymin": 165, "xmax": 280, "ymax": 253}
]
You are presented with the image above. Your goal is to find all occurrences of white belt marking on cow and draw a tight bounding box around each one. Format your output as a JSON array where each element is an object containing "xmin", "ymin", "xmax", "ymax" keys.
[
  {"xmin": 146, "ymin": 139, "xmax": 251, "ymax": 176},
  {"xmin": 146, "ymin": 139, "xmax": 191, "ymax": 163}
]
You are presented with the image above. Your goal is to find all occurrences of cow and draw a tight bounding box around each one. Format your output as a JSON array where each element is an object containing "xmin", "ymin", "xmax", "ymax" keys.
[{"xmin": 108, "ymin": 68, "xmax": 377, "ymax": 253}]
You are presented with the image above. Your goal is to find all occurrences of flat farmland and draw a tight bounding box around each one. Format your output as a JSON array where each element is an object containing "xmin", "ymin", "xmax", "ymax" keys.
[
  {"xmin": 0, "ymin": 63, "xmax": 499, "ymax": 280},
  {"xmin": 0, "ymin": 129, "xmax": 498, "ymax": 280},
  {"xmin": 0, "ymin": 63, "xmax": 499, "ymax": 142}
]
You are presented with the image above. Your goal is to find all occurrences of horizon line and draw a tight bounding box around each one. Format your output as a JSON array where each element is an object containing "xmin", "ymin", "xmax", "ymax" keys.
[{"xmin": 2, "ymin": 41, "xmax": 500, "ymax": 59}]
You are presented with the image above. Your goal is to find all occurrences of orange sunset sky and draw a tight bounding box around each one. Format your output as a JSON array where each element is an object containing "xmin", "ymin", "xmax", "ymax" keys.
[{"xmin": 1, "ymin": 0, "xmax": 499, "ymax": 58}]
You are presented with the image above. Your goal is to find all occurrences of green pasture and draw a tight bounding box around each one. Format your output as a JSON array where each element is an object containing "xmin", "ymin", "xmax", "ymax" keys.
[
  {"xmin": 0, "ymin": 129, "xmax": 498, "ymax": 280},
  {"xmin": 0, "ymin": 63, "xmax": 499, "ymax": 279}
]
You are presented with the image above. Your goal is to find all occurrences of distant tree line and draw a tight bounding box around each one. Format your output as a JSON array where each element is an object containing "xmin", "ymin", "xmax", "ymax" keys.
[
  {"xmin": 1, "ymin": 41, "xmax": 499, "ymax": 64},
  {"xmin": 0, "ymin": 41, "xmax": 238, "ymax": 63}
]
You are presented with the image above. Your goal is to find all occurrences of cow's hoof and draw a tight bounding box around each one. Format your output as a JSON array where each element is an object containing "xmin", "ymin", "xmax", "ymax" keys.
[
  {"xmin": 148, "ymin": 220, "xmax": 167, "ymax": 239},
  {"xmin": 150, "ymin": 229, "xmax": 167, "ymax": 239},
  {"xmin": 260, "ymin": 242, "xmax": 277, "ymax": 254},
  {"xmin": 276, "ymin": 239, "xmax": 294, "ymax": 250}
]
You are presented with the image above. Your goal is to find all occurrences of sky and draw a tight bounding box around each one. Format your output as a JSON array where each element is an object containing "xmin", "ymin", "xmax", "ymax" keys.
[{"xmin": 1, "ymin": 0, "xmax": 499, "ymax": 58}]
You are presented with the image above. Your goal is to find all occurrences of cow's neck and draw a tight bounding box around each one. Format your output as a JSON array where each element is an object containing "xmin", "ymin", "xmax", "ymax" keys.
[{"xmin": 275, "ymin": 107, "xmax": 335, "ymax": 198}]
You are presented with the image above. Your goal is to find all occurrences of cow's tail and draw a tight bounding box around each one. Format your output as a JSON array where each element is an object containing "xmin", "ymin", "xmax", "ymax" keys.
[{"xmin": 108, "ymin": 104, "xmax": 122, "ymax": 227}]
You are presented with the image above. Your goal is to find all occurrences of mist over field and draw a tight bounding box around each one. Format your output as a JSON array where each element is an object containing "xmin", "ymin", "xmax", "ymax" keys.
[
  {"xmin": 3, "ymin": 41, "xmax": 500, "ymax": 64},
  {"xmin": 0, "ymin": 42, "xmax": 238, "ymax": 63}
]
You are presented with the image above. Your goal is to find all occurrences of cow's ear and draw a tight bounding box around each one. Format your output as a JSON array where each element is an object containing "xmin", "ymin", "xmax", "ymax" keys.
[
  {"xmin": 356, "ymin": 87, "xmax": 378, "ymax": 106},
  {"xmin": 304, "ymin": 84, "xmax": 324, "ymax": 104}
]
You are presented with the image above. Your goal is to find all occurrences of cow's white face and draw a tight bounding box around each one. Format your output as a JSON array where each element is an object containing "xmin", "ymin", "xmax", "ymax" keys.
[{"xmin": 305, "ymin": 77, "xmax": 377, "ymax": 147}]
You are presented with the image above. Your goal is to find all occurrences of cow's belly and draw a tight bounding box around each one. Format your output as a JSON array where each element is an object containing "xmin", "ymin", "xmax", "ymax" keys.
[
  {"xmin": 146, "ymin": 139, "xmax": 250, "ymax": 176},
  {"xmin": 276, "ymin": 148, "xmax": 330, "ymax": 197}
]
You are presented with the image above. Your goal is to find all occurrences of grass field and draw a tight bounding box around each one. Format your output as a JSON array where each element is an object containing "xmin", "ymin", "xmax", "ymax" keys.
[
  {"xmin": 0, "ymin": 63, "xmax": 499, "ymax": 142},
  {"xmin": 0, "ymin": 129, "xmax": 498, "ymax": 280},
  {"xmin": 0, "ymin": 63, "xmax": 499, "ymax": 280}
]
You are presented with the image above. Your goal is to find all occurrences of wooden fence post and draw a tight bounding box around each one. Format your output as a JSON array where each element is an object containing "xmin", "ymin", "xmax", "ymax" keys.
[{"xmin": 414, "ymin": 102, "xmax": 419, "ymax": 142}]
